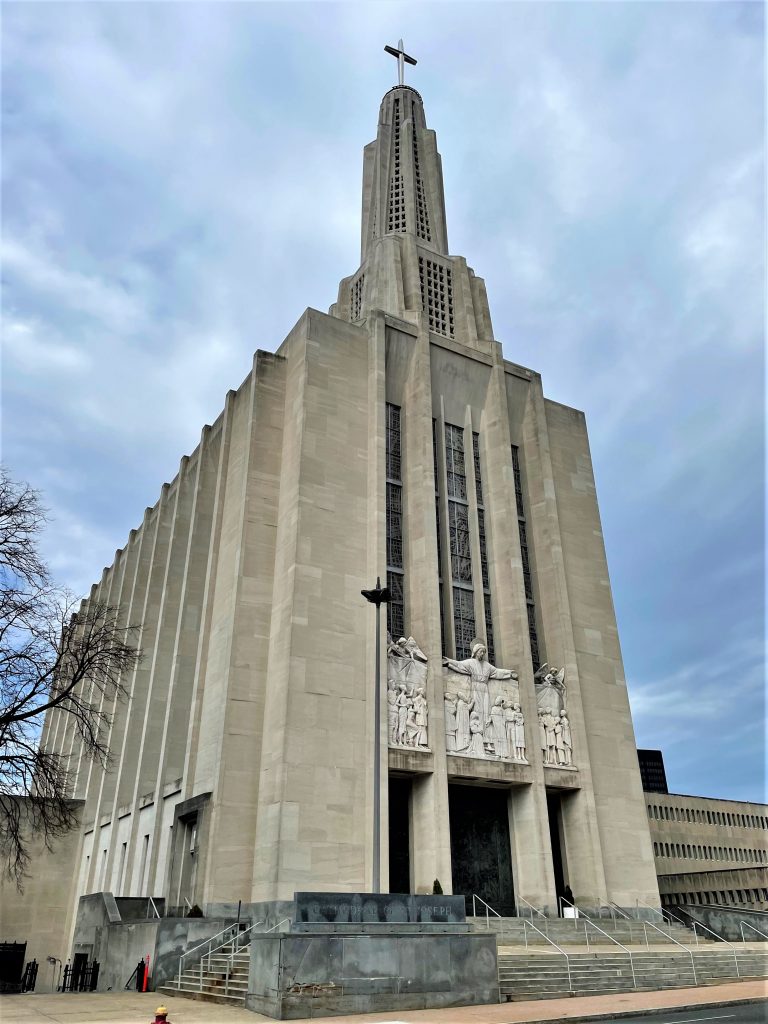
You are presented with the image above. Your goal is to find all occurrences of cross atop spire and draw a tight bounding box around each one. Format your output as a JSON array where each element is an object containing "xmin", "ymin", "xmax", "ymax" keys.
[{"xmin": 384, "ymin": 39, "xmax": 417, "ymax": 87}]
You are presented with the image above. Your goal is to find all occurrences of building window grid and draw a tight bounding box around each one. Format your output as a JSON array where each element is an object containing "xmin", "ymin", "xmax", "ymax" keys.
[
  {"xmin": 445, "ymin": 423, "xmax": 467, "ymax": 500},
  {"xmin": 388, "ymin": 99, "xmax": 406, "ymax": 233},
  {"xmin": 433, "ymin": 420, "xmax": 447, "ymax": 655},
  {"xmin": 444, "ymin": 423, "xmax": 475, "ymax": 657},
  {"xmin": 386, "ymin": 403, "xmax": 404, "ymax": 638},
  {"xmin": 419, "ymin": 257, "xmax": 454, "ymax": 338},
  {"xmin": 452, "ymin": 586, "xmax": 476, "ymax": 661},
  {"xmin": 473, "ymin": 433, "xmax": 495, "ymax": 663},
  {"xmin": 351, "ymin": 274, "xmax": 365, "ymax": 321},
  {"xmin": 411, "ymin": 100, "xmax": 432, "ymax": 242},
  {"xmin": 511, "ymin": 445, "xmax": 541, "ymax": 672}
]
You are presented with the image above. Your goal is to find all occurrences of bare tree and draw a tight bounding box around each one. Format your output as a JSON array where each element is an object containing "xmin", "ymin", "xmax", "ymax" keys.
[{"xmin": 0, "ymin": 469, "xmax": 140, "ymax": 887}]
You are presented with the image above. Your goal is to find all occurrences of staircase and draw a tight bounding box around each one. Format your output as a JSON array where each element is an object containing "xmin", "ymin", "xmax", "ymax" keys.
[
  {"xmin": 498, "ymin": 947, "xmax": 768, "ymax": 1000},
  {"xmin": 467, "ymin": 915, "xmax": 703, "ymax": 947},
  {"xmin": 159, "ymin": 938, "xmax": 250, "ymax": 1005},
  {"xmin": 159, "ymin": 913, "xmax": 768, "ymax": 1008}
]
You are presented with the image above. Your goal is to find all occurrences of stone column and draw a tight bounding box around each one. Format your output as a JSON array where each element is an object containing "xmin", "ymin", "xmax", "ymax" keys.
[
  {"xmin": 398, "ymin": 319, "xmax": 452, "ymax": 894},
  {"xmin": 483, "ymin": 351, "xmax": 558, "ymax": 912}
]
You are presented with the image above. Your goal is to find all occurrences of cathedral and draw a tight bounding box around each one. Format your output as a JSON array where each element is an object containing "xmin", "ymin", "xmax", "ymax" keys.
[{"xmin": 39, "ymin": 50, "xmax": 660, "ymax": 937}]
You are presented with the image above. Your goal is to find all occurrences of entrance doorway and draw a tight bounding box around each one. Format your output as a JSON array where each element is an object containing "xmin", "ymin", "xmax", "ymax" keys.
[
  {"xmin": 547, "ymin": 792, "xmax": 567, "ymax": 911},
  {"xmin": 388, "ymin": 776, "xmax": 411, "ymax": 893},
  {"xmin": 448, "ymin": 784, "xmax": 514, "ymax": 915}
]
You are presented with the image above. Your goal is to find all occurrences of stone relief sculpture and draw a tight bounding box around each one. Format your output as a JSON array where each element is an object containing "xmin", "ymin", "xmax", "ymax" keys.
[
  {"xmin": 534, "ymin": 663, "xmax": 566, "ymax": 713},
  {"xmin": 387, "ymin": 634, "xmax": 430, "ymax": 750},
  {"xmin": 442, "ymin": 640, "xmax": 528, "ymax": 763},
  {"xmin": 534, "ymin": 664, "xmax": 575, "ymax": 768}
]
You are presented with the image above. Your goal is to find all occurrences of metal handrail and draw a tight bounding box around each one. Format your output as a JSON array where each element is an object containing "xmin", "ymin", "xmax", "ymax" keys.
[
  {"xmin": 522, "ymin": 920, "xmax": 572, "ymax": 992},
  {"xmin": 266, "ymin": 917, "xmax": 291, "ymax": 933},
  {"xmin": 516, "ymin": 895, "xmax": 546, "ymax": 920},
  {"xmin": 472, "ymin": 894, "xmax": 502, "ymax": 929},
  {"xmin": 595, "ymin": 902, "xmax": 618, "ymax": 924},
  {"xmin": 176, "ymin": 921, "xmax": 242, "ymax": 988},
  {"xmin": 687, "ymin": 921, "xmax": 741, "ymax": 977},
  {"xmin": 147, "ymin": 896, "xmax": 160, "ymax": 919},
  {"xmin": 740, "ymin": 921, "xmax": 768, "ymax": 943},
  {"xmin": 581, "ymin": 917, "xmax": 637, "ymax": 989},
  {"xmin": 203, "ymin": 919, "xmax": 265, "ymax": 971},
  {"xmin": 641, "ymin": 917, "xmax": 699, "ymax": 984},
  {"xmin": 558, "ymin": 895, "xmax": 591, "ymax": 924},
  {"xmin": 608, "ymin": 901, "xmax": 633, "ymax": 920},
  {"xmin": 222, "ymin": 920, "xmax": 267, "ymax": 997},
  {"xmin": 634, "ymin": 898, "xmax": 682, "ymax": 936}
]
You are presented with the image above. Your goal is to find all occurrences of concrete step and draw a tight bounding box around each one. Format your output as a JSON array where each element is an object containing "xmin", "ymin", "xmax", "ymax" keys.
[{"xmin": 158, "ymin": 985, "xmax": 246, "ymax": 1005}]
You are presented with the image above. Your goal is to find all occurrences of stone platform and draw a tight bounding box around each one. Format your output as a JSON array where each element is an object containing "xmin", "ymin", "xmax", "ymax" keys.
[{"xmin": 245, "ymin": 893, "xmax": 499, "ymax": 1019}]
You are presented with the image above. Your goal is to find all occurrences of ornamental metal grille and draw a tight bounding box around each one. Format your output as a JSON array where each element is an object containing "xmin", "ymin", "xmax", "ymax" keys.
[
  {"xmin": 388, "ymin": 570, "xmax": 404, "ymax": 639},
  {"xmin": 411, "ymin": 100, "xmax": 432, "ymax": 242},
  {"xmin": 386, "ymin": 404, "xmax": 402, "ymax": 480},
  {"xmin": 351, "ymin": 274, "xmax": 365, "ymax": 321},
  {"xmin": 448, "ymin": 501, "xmax": 472, "ymax": 584},
  {"xmin": 512, "ymin": 444, "xmax": 541, "ymax": 672},
  {"xmin": 386, "ymin": 483, "xmax": 403, "ymax": 569},
  {"xmin": 511, "ymin": 445, "xmax": 525, "ymax": 518},
  {"xmin": 484, "ymin": 592, "xmax": 495, "ymax": 665},
  {"xmin": 418, "ymin": 257, "xmax": 454, "ymax": 338},
  {"xmin": 439, "ymin": 581, "xmax": 447, "ymax": 655},
  {"xmin": 435, "ymin": 496, "xmax": 443, "ymax": 579},
  {"xmin": 433, "ymin": 420, "xmax": 447, "ymax": 654},
  {"xmin": 472, "ymin": 432, "xmax": 483, "ymax": 506},
  {"xmin": 387, "ymin": 99, "xmax": 406, "ymax": 232},
  {"xmin": 386, "ymin": 403, "xmax": 404, "ymax": 637},
  {"xmin": 518, "ymin": 521, "xmax": 533, "ymax": 602},
  {"xmin": 527, "ymin": 603, "xmax": 540, "ymax": 671},
  {"xmin": 478, "ymin": 508, "xmax": 490, "ymax": 590},
  {"xmin": 453, "ymin": 586, "xmax": 476, "ymax": 660},
  {"xmin": 444, "ymin": 423, "xmax": 466, "ymax": 501}
]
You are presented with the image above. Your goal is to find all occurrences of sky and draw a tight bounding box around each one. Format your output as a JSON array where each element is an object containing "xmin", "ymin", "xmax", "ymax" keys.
[{"xmin": 2, "ymin": 2, "xmax": 764, "ymax": 803}]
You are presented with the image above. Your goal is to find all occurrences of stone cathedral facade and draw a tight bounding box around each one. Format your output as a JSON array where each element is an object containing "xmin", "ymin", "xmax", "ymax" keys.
[{"xmin": 41, "ymin": 81, "xmax": 660, "ymax": 925}]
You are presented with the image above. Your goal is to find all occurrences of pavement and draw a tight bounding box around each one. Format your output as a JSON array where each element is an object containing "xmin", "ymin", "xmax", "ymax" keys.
[{"xmin": 0, "ymin": 979, "xmax": 765, "ymax": 1024}]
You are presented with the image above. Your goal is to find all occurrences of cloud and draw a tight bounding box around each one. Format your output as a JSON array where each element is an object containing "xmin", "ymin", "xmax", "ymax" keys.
[{"xmin": 1, "ymin": 2, "xmax": 763, "ymax": 802}]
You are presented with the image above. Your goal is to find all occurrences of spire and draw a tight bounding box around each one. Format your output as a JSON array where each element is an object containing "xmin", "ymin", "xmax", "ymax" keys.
[
  {"xmin": 360, "ymin": 85, "xmax": 449, "ymax": 261},
  {"xmin": 331, "ymin": 48, "xmax": 495, "ymax": 350}
]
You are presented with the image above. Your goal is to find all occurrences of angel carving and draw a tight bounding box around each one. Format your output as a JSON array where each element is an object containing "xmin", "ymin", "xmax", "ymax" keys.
[{"xmin": 534, "ymin": 663, "xmax": 566, "ymax": 715}]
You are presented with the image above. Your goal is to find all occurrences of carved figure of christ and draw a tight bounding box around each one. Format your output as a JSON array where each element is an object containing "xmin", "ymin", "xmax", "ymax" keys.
[{"xmin": 443, "ymin": 645, "xmax": 516, "ymax": 744}]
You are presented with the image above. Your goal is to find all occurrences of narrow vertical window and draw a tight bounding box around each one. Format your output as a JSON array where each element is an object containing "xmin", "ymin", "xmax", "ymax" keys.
[
  {"xmin": 433, "ymin": 421, "xmax": 447, "ymax": 654},
  {"xmin": 512, "ymin": 445, "xmax": 541, "ymax": 671},
  {"xmin": 473, "ymin": 432, "xmax": 495, "ymax": 664},
  {"xmin": 386, "ymin": 403, "xmax": 405, "ymax": 638},
  {"xmin": 445, "ymin": 423, "xmax": 474, "ymax": 658}
]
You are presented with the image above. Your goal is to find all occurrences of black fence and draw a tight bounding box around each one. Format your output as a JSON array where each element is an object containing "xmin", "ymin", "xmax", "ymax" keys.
[
  {"xmin": 21, "ymin": 959, "xmax": 38, "ymax": 992},
  {"xmin": 62, "ymin": 958, "xmax": 99, "ymax": 992},
  {"xmin": 0, "ymin": 942, "xmax": 26, "ymax": 994}
]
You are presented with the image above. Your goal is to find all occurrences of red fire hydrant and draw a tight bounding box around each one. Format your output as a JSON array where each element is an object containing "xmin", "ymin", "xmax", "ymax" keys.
[{"xmin": 151, "ymin": 1008, "xmax": 171, "ymax": 1024}]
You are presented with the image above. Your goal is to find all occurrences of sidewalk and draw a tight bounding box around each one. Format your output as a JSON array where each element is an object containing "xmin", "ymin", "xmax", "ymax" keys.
[{"xmin": 1, "ymin": 980, "xmax": 766, "ymax": 1024}]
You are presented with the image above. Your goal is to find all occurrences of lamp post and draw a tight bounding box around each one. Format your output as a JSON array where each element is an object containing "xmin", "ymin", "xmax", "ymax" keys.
[{"xmin": 361, "ymin": 576, "xmax": 389, "ymax": 893}]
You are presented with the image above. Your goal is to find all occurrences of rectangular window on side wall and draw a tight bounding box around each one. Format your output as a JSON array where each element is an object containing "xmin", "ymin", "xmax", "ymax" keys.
[
  {"xmin": 512, "ymin": 444, "xmax": 541, "ymax": 673},
  {"xmin": 444, "ymin": 423, "xmax": 475, "ymax": 657},
  {"xmin": 473, "ymin": 432, "xmax": 495, "ymax": 663},
  {"xmin": 433, "ymin": 421, "xmax": 447, "ymax": 655},
  {"xmin": 386, "ymin": 403, "xmax": 405, "ymax": 638}
]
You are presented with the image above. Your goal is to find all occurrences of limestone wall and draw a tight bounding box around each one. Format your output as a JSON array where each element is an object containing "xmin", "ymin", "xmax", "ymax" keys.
[{"xmin": 0, "ymin": 801, "xmax": 83, "ymax": 992}]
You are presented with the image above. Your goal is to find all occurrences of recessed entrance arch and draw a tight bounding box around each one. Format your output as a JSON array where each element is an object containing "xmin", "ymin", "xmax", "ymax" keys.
[{"xmin": 448, "ymin": 783, "xmax": 514, "ymax": 915}]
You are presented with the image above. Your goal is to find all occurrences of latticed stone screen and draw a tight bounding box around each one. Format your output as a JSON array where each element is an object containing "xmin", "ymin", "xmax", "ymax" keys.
[{"xmin": 419, "ymin": 257, "xmax": 454, "ymax": 338}]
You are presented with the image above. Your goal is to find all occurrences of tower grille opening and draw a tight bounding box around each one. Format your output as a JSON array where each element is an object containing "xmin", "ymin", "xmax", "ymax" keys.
[
  {"xmin": 387, "ymin": 99, "xmax": 406, "ymax": 233},
  {"xmin": 419, "ymin": 256, "xmax": 454, "ymax": 338}
]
